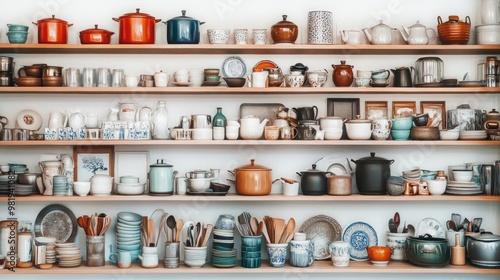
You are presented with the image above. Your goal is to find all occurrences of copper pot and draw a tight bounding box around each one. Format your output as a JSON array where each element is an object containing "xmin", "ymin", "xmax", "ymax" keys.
[
  {"xmin": 113, "ymin": 8, "xmax": 161, "ymax": 44},
  {"xmin": 79, "ymin": 25, "xmax": 114, "ymax": 44},
  {"xmin": 228, "ymin": 159, "xmax": 272, "ymax": 196},
  {"xmin": 271, "ymin": 15, "xmax": 298, "ymax": 44},
  {"xmin": 33, "ymin": 15, "xmax": 72, "ymax": 44},
  {"xmin": 331, "ymin": 60, "xmax": 354, "ymax": 87}
]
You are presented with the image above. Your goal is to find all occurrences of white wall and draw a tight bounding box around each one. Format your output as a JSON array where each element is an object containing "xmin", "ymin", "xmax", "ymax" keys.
[{"xmin": 1, "ymin": 0, "xmax": 499, "ymax": 279}]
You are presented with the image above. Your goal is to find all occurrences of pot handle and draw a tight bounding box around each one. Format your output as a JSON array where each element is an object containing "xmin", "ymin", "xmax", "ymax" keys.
[
  {"xmin": 155, "ymin": 19, "xmax": 162, "ymax": 23},
  {"xmin": 32, "ymin": 22, "xmax": 39, "ymax": 26},
  {"xmin": 199, "ymin": 21, "xmax": 206, "ymax": 25},
  {"xmin": 350, "ymin": 159, "xmax": 357, "ymax": 165},
  {"xmin": 296, "ymin": 172, "xmax": 302, "ymax": 177},
  {"xmin": 389, "ymin": 159, "xmax": 395, "ymax": 165},
  {"xmin": 226, "ymin": 179, "xmax": 235, "ymax": 184},
  {"xmin": 437, "ymin": 16, "xmax": 443, "ymax": 25},
  {"xmin": 67, "ymin": 23, "xmax": 73, "ymax": 27},
  {"xmin": 112, "ymin": 17, "xmax": 119, "ymax": 22},
  {"xmin": 419, "ymin": 249, "xmax": 437, "ymax": 254},
  {"xmin": 227, "ymin": 170, "xmax": 235, "ymax": 176}
]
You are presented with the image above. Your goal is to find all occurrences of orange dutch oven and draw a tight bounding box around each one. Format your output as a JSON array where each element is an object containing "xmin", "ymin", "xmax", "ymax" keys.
[{"xmin": 33, "ymin": 15, "xmax": 72, "ymax": 44}]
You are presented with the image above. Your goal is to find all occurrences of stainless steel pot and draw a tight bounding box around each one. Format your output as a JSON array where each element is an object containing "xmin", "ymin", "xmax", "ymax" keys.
[
  {"xmin": 0, "ymin": 56, "xmax": 14, "ymax": 72},
  {"xmin": 466, "ymin": 232, "xmax": 500, "ymax": 267},
  {"xmin": 414, "ymin": 57, "xmax": 444, "ymax": 84}
]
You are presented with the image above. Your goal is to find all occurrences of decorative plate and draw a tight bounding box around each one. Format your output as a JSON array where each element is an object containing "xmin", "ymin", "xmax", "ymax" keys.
[
  {"xmin": 341, "ymin": 221, "xmax": 378, "ymax": 261},
  {"xmin": 416, "ymin": 217, "xmax": 445, "ymax": 238},
  {"xmin": 298, "ymin": 214, "xmax": 342, "ymax": 260},
  {"xmin": 314, "ymin": 155, "xmax": 353, "ymax": 175},
  {"xmin": 222, "ymin": 56, "xmax": 247, "ymax": 78},
  {"xmin": 34, "ymin": 204, "xmax": 77, "ymax": 243},
  {"xmin": 16, "ymin": 109, "xmax": 42, "ymax": 130},
  {"xmin": 252, "ymin": 60, "xmax": 278, "ymax": 72}
]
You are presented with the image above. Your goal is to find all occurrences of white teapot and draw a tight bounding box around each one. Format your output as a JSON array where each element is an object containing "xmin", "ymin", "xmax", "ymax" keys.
[
  {"xmin": 90, "ymin": 174, "xmax": 113, "ymax": 196},
  {"xmin": 239, "ymin": 115, "xmax": 268, "ymax": 140},
  {"xmin": 69, "ymin": 111, "xmax": 86, "ymax": 129},
  {"xmin": 363, "ymin": 20, "xmax": 393, "ymax": 45},
  {"xmin": 48, "ymin": 111, "xmax": 68, "ymax": 129},
  {"xmin": 400, "ymin": 21, "xmax": 437, "ymax": 45}
]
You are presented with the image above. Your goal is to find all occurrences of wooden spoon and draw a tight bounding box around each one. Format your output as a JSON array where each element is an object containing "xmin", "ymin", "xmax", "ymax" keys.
[
  {"xmin": 77, "ymin": 216, "xmax": 88, "ymax": 235},
  {"xmin": 283, "ymin": 218, "xmax": 296, "ymax": 243},
  {"xmin": 201, "ymin": 224, "xmax": 213, "ymax": 247},
  {"xmin": 280, "ymin": 177, "xmax": 295, "ymax": 184},
  {"xmin": 273, "ymin": 218, "xmax": 286, "ymax": 244},
  {"xmin": 250, "ymin": 217, "xmax": 259, "ymax": 236},
  {"xmin": 259, "ymin": 221, "xmax": 271, "ymax": 244},
  {"xmin": 175, "ymin": 219, "xmax": 184, "ymax": 242}
]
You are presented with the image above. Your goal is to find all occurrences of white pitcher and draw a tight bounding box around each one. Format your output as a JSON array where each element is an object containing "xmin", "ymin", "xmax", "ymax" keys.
[
  {"xmin": 340, "ymin": 30, "xmax": 362, "ymax": 45},
  {"xmin": 48, "ymin": 111, "xmax": 68, "ymax": 129},
  {"xmin": 247, "ymin": 71, "xmax": 268, "ymax": 88},
  {"xmin": 481, "ymin": 0, "xmax": 500, "ymax": 24},
  {"xmin": 69, "ymin": 111, "xmax": 86, "ymax": 129}
]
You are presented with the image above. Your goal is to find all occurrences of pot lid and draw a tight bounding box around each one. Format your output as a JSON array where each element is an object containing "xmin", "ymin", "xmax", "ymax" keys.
[
  {"xmin": 37, "ymin": 15, "xmax": 68, "ymax": 24},
  {"xmin": 79, "ymin": 24, "xmax": 114, "ymax": 35},
  {"xmin": 408, "ymin": 233, "xmax": 447, "ymax": 242},
  {"xmin": 371, "ymin": 20, "xmax": 392, "ymax": 30},
  {"xmin": 469, "ymin": 232, "xmax": 500, "ymax": 242},
  {"xmin": 168, "ymin": 10, "xmax": 201, "ymax": 22},
  {"xmin": 273, "ymin": 15, "xmax": 297, "ymax": 28},
  {"xmin": 303, "ymin": 164, "xmax": 325, "ymax": 173},
  {"xmin": 119, "ymin": 8, "xmax": 156, "ymax": 19},
  {"xmin": 440, "ymin": 15, "xmax": 470, "ymax": 25},
  {"xmin": 332, "ymin": 60, "xmax": 352, "ymax": 68},
  {"xmin": 290, "ymin": 63, "xmax": 308, "ymax": 70},
  {"xmin": 236, "ymin": 159, "xmax": 271, "ymax": 171},
  {"xmin": 150, "ymin": 159, "xmax": 173, "ymax": 167},
  {"xmin": 355, "ymin": 152, "xmax": 392, "ymax": 163},
  {"xmin": 409, "ymin": 20, "xmax": 426, "ymax": 29},
  {"xmin": 487, "ymin": 109, "xmax": 500, "ymax": 116}
]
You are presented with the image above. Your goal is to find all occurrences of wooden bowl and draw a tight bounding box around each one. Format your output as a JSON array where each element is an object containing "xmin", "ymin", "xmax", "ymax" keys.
[
  {"xmin": 223, "ymin": 77, "xmax": 246, "ymax": 87},
  {"xmin": 410, "ymin": 126, "xmax": 439, "ymax": 140}
]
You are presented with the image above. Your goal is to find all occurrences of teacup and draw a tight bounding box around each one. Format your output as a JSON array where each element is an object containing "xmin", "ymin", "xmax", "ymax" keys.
[
  {"xmin": 372, "ymin": 128, "xmax": 390, "ymax": 140},
  {"xmin": 357, "ymin": 70, "xmax": 372, "ymax": 78},
  {"xmin": 371, "ymin": 69, "xmax": 390, "ymax": 79},
  {"xmin": 371, "ymin": 77, "xmax": 389, "ymax": 85},
  {"xmin": 355, "ymin": 77, "xmax": 370, "ymax": 87},
  {"xmin": 264, "ymin": 126, "xmax": 279, "ymax": 140},
  {"xmin": 138, "ymin": 253, "xmax": 158, "ymax": 268}
]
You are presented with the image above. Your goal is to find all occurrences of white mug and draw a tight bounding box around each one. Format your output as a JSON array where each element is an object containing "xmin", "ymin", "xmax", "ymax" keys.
[
  {"xmin": 138, "ymin": 253, "xmax": 158, "ymax": 268},
  {"xmin": 125, "ymin": 76, "xmax": 138, "ymax": 87},
  {"xmin": 247, "ymin": 71, "xmax": 268, "ymax": 88},
  {"xmin": 330, "ymin": 241, "xmax": 350, "ymax": 267}
]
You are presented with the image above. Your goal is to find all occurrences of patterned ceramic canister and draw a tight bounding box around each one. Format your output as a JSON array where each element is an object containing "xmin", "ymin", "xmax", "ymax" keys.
[
  {"xmin": 267, "ymin": 243, "xmax": 288, "ymax": 268},
  {"xmin": 329, "ymin": 241, "xmax": 350, "ymax": 267},
  {"xmin": 307, "ymin": 11, "xmax": 334, "ymax": 44},
  {"xmin": 386, "ymin": 232, "xmax": 411, "ymax": 261},
  {"xmin": 289, "ymin": 240, "xmax": 315, "ymax": 267}
]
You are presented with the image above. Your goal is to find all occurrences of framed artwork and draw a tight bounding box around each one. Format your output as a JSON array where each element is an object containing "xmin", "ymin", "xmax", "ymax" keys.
[
  {"xmin": 365, "ymin": 101, "xmax": 388, "ymax": 120},
  {"xmin": 392, "ymin": 101, "xmax": 416, "ymax": 118},
  {"xmin": 420, "ymin": 101, "xmax": 446, "ymax": 128},
  {"xmin": 73, "ymin": 145, "xmax": 114, "ymax": 182},
  {"xmin": 114, "ymin": 151, "xmax": 150, "ymax": 186},
  {"xmin": 327, "ymin": 98, "xmax": 360, "ymax": 119}
]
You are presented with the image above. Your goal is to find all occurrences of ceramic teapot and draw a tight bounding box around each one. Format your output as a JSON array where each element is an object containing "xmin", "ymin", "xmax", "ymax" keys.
[
  {"xmin": 484, "ymin": 109, "xmax": 500, "ymax": 129},
  {"xmin": 90, "ymin": 174, "xmax": 114, "ymax": 196},
  {"xmin": 285, "ymin": 71, "xmax": 305, "ymax": 87},
  {"xmin": 48, "ymin": 111, "xmax": 68, "ymax": 129},
  {"xmin": 239, "ymin": 115, "xmax": 268, "ymax": 140},
  {"xmin": 68, "ymin": 111, "xmax": 86, "ymax": 129},
  {"xmin": 363, "ymin": 20, "xmax": 393, "ymax": 45},
  {"xmin": 400, "ymin": 21, "xmax": 437, "ymax": 45}
]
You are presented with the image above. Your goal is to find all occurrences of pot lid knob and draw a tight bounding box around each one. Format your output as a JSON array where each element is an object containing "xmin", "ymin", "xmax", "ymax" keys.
[
  {"xmin": 182, "ymin": 10, "xmax": 186, "ymax": 16},
  {"xmin": 136, "ymin": 8, "xmax": 140, "ymax": 13},
  {"xmin": 94, "ymin": 24, "xmax": 98, "ymax": 29},
  {"xmin": 282, "ymin": 15, "xmax": 287, "ymax": 21},
  {"xmin": 250, "ymin": 159, "xmax": 255, "ymax": 166},
  {"xmin": 370, "ymin": 152, "xmax": 376, "ymax": 157}
]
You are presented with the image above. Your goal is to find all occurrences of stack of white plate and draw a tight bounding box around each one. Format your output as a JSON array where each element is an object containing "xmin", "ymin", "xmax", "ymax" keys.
[
  {"xmin": 55, "ymin": 242, "xmax": 82, "ymax": 268},
  {"xmin": 116, "ymin": 212, "xmax": 142, "ymax": 262},
  {"xmin": 445, "ymin": 181, "xmax": 483, "ymax": 195},
  {"xmin": 459, "ymin": 130, "xmax": 487, "ymax": 140},
  {"xmin": 14, "ymin": 184, "xmax": 33, "ymax": 196},
  {"xmin": 46, "ymin": 244, "xmax": 57, "ymax": 264}
]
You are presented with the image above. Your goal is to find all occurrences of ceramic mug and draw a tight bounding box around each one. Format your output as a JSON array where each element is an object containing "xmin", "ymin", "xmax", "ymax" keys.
[
  {"xmin": 109, "ymin": 251, "xmax": 131, "ymax": 268},
  {"xmin": 386, "ymin": 232, "xmax": 411, "ymax": 261},
  {"xmin": 138, "ymin": 253, "xmax": 158, "ymax": 268},
  {"xmin": 252, "ymin": 29, "xmax": 267, "ymax": 44},
  {"xmin": 282, "ymin": 181, "xmax": 299, "ymax": 196},
  {"xmin": 266, "ymin": 243, "xmax": 288, "ymax": 268},
  {"xmin": 234, "ymin": 29, "xmax": 248, "ymax": 44},
  {"xmin": 280, "ymin": 126, "xmax": 298, "ymax": 140},
  {"xmin": 264, "ymin": 126, "xmax": 279, "ymax": 140},
  {"xmin": 289, "ymin": 240, "xmax": 315, "ymax": 267},
  {"xmin": 330, "ymin": 241, "xmax": 350, "ymax": 267},
  {"xmin": 247, "ymin": 71, "xmax": 268, "ymax": 88}
]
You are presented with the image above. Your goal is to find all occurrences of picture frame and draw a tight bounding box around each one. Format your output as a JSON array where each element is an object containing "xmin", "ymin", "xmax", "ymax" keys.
[
  {"xmin": 114, "ymin": 151, "xmax": 150, "ymax": 187},
  {"xmin": 365, "ymin": 101, "xmax": 388, "ymax": 120},
  {"xmin": 392, "ymin": 101, "xmax": 416, "ymax": 118},
  {"xmin": 420, "ymin": 101, "xmax": 446, "ymax": 129},
  {"xmin": 73, "ymin": 145, "xmax": 114, "ymax": 182},
  {"xmin": 327, "ymin": 98, "xmax": 360, "ymax": 119}
]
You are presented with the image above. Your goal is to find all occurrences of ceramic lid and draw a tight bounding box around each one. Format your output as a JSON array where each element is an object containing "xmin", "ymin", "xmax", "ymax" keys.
[
  {"xmin": 371, "ymin": 20, "xmax": 391, "ymax": 30},
  {"xmin": 150, "ymin": 159, "xmax": 173, "ymax": 167},
  {"xmin": 409, "ymin": 21, "xmax": 426, "ymax": 29},
  {"xmin": 236, "ymin": 159, "xmax": 271, "ymax": 171},
  {"xmin": 468, "ymin": 233, "xmax": 500, "ymax": 242},
  {"xmin": 272, "ymin": 15, "xmax": 297, "ymax": 28},
  {"xmin": 355, "ymin": 152, "xmax": 392, "ymax": 163},
  {"xmin": 347, "ymin": 115, "xmax": 370, "ymax": 123},
  {"xmin": 486, "ymin": 109, "xmax": 500, "ymax": 116},
  {"xmin": 168, "ymin": 10, "xmax": 199, "ymax": 22},
  {"xmin": 119, "ymin": 8, "xmax": 157, "ymax": 19}
]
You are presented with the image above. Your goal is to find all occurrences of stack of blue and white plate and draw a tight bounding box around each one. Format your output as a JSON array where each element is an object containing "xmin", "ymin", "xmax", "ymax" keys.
[
  {"xmin": 52, "ymin": 175, "xmax": 69, "ymax": 196},
  {"xmin": 211, "ymin": 214, "xmax": 237, "ymax": 268},
  {"xmin": 116, "ymin": 211, "xmax": 142, "ymax": 262}
]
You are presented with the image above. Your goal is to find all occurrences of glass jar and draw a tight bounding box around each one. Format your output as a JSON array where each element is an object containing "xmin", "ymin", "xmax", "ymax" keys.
[{"xmin": 152, "ymin": 101, "xmax": 169, "ymax": 139}]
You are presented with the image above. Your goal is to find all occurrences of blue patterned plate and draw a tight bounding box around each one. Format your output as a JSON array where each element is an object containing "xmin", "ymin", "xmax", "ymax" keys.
[{"xmin": 342, "ymin": 221, "xmax": 378, "ymax": 261}]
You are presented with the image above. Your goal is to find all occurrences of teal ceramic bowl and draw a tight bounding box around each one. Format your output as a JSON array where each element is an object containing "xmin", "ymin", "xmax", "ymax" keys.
[
  {"xmin": 391, "ymin": 129, "xmax": 410, "ymax": 140},
  {"xmin": 7, "ymin": 31, "xmax": 28, "ymax": 44},
  {"xmin": 7, "ymin": 24, "xmax": 29, "ymax": 32},
  {"xmin": 392, "ymin": 117, "xmax": 413, "ymax": 130}
]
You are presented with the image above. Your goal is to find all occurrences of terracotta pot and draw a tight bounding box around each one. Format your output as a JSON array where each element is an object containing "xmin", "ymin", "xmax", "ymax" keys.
[
  {"xmin": 229, "ymin": 159, "xmax": 272, "ymax": 196},
  {"xmin": 437, "ymin": 15, "xmax": 471, "ymax": 45},
  {"xmin": 271, "ymin": 15, "xmax": 298, "ymax": 44},
  {"xmin": 33, "ymin": 15, "xmax": 72, "ymax": 44},
  {"xmin": 113, "ymin": 8, "xmax": 161, "ymax": 44},
  {"xmin": 79, "ymin": 25, "xmax": 114, "ymax": 44},
  {"xmin": 331, "ymin": 60, "xmax": 354, "ymax": 87}
]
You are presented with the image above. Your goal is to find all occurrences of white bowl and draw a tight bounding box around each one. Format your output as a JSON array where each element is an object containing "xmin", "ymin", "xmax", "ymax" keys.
[
  {"xmin": 355, "ymin": 77, "xmax": 370, "ymax": 87},
  {"xmin": 73, "ymin": 181, "xmax": 90, "ymax": 196},
  {"xmin": 345, "ymin": 122, "xmax": 372, "ymax": 140},
  {"xmin": 116, "ymin": 183, "xmax": 145, "ymax": 195},
  {"xmin": 439, "ymin": 130, "xmax": 459, "ymax": 140},
  {"xmin": 207, "ymin": 29, "xmax": 230, "ymax": 44},
  {"xmin": 192, "ymin": 128, "xmax": 212, "ymax": 140},
  {"xmin": 187, "ymin": 178, "xmax": 214, "ymax": 192},
  {"xmin": 324, "ymin": 128, "xmax": 343, "ymax": 140},
  {"xmin": 476, "ymin": 24, "xmax": 500, "ymax": 45},
  {"xmin": 426, "ymin": 180, "xmax": 447, "ymax": 195},
  {"xmin": 452, "ymin": 170, "xmax": 473, "ymax": 182},
  {"xmin": 319, "ymin": 117, "xmax": 344, "ymax": 130}
]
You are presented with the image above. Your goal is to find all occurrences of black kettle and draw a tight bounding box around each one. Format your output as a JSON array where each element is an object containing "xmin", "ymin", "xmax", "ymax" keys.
[
  {"xmin": 292, "ymin": 106, "xmax": 318, "ymax": 121},
  {"xmin": 391, "ymin": 67, "xmax": 414, "ymax": 87}
]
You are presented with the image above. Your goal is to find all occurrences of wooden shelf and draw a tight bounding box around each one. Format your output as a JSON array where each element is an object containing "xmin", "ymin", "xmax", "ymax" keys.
[
  {"xmin": 1, "ymin": 260, "xmax": 498, "ymax": 275},
  {"xmin": 0, "ymin": 86, "xmax": 499, "ymax": 94},
  {"xmin": 1, "ymin": 43, "xmax": 499, "ymax": 55},
  {"xmin": 0, "ymin": 139, "xmax": 498, "ymax": 147},
  {"xmin": 2, "ymin": 194, "xmax": 499, "ymax": 203}
]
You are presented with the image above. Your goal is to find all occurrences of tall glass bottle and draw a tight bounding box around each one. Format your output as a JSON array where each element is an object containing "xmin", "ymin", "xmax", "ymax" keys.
[
  {"xmin": 212, "ymin": 107, "xmax": 227, "ymax": 140},
  {"xmin": 152, "ymin": 100, "xmax": 169, "ymax": 139}
]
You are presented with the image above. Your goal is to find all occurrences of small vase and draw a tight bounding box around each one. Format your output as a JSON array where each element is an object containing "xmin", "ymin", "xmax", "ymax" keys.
[
  {"xmin": 152, "ymin": 101, "xmax": 169, "ymax": 140},
  {"xmin": 213, "ymin": 107, "xmax": 227, "ymax": 140}
]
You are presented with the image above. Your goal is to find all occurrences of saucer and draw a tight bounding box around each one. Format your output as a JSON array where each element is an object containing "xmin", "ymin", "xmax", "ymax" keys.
[
  {"xmin": 172, "ymin": 82, "xmax": 191, "ymax": 87},
  {"xmin": 369, "ymin": 82, "xmax": 389, "ymax": 87}
]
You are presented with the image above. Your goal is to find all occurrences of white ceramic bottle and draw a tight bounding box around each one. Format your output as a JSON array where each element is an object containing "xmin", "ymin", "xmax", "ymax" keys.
[{"xmin": 152, "ymin": 100, "xmax": 169, "ymax": 139}]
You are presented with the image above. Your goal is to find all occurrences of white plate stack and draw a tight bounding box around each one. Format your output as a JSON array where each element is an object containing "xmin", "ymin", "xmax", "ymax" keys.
[
  {"xmin": 459, "ymin": 130, "xmax": 487, "ymax": 140},
  {"xmin": 55, "ymin": 242, "xmax": 82, "ymax": 268},
  {"xmin": 445, "ymin": 181, "xmax": 483, "ymax": 195}
]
